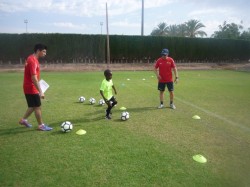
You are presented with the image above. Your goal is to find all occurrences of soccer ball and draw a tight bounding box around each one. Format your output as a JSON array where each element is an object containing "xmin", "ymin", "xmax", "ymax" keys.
[
  {"xmin": 121, "ymin": 111, "xmax": 129, "ymax": 121},
  {"xmin": 61, "ymin": 121, "xmax": 73, "ymax": 132},
  {"xmin": 79, "ymin": 96, "xmax": 85, "ymax": 103},
  {"xmin": 98, "ymin": 99, "xmax": 105, "ymax": 105},
  {"xmin": 89, "ymin": 97, "xmax": 96, "ymax": 105}
]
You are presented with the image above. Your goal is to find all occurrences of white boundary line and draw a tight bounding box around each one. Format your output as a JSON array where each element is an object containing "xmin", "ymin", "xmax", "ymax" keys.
[
  {"xmin": 175, "ymin": 97, "xmax": 250, "ymax": 133},
  {"xmin": 129, "ymin": 76, "xmax": 250, "ymax": 133}
]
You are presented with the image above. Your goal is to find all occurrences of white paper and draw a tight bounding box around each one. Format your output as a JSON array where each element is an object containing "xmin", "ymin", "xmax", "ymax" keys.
[{"xmin": 39, "ymin": 79, "xmax": 49, "ymax": 93}]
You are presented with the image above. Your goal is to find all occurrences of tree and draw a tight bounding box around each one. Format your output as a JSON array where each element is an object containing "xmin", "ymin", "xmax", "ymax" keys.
[
  {"xmin": 185, "ymin": 19, "xmax": 207, "ymax": 38},
  {"xmin": 239, "ymin": 28, "xmax": 250, "ymax": 40},
  {"xmin": 212, "ymin": 21, "xmax": 243, "ymax": 39},
  {"xmin": 177, "ymin": 24, "xmax": 187, "ymax": 37},
  {"xmin": 167, "ymin": 24, "xmax": 179, "ymax": 37},
  {"xmin": 167, "ymin": 24, "xmax": 188, "ymax": 37},
  {"xmin": 151, "ymin": 22, "xmax": 169, "ymax": 36},
  {"xmin": 150, "ymin": 20, "xmax": 206, "ymax": 38}
]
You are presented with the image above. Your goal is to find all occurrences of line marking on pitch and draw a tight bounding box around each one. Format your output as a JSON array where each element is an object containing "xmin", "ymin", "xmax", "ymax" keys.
[
  {"xmin": 175, "ymin": 97, "xmax": 250, "ymax": 132},
  {"xmin": 138, "ymin": 78, "xmax": 250, "ymax": 133}
]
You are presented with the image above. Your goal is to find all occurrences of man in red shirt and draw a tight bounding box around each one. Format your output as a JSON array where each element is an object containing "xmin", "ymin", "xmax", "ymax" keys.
[
  {"xmin": 19, "ymin": 44, "xmax": 53, "ymax": 131},
  {"xmin": 154, "ymin": 48, "xmax": 179, "ymax": 109}
]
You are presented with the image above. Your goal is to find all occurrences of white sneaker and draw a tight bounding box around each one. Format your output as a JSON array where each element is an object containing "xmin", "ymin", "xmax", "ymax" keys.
[
  {"xmin": 170, "ymin": 104, "xmax": 176, "ymax": 109},
  {"xmin": 158, "ymin": 104, "xmax": 164, "ymax": 109}
]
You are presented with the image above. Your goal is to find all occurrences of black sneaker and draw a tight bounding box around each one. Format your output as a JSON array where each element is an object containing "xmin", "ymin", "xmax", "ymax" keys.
[{"xmin": 105, "ymin": 115, "xmax": 112, "ymax": 120}]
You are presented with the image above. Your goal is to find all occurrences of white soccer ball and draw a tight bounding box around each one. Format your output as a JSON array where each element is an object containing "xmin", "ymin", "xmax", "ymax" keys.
[
  {"xmin": 121, "ymin": 111, "xmax": 129, "ymax": 121},
  {"xmin": 89, "ymin": 97, "xmax": 96, "ymax": 105},
  {"xmin": 99, "ymin": 99, "xmax": 105, "ymax": 106},
  {"xmin": 61, "ymin": 121, "xmax": 73, "ymax": 132},
  {"xmin": 79, "ymin": 96, "xmax": 85, "ymax": 103}
]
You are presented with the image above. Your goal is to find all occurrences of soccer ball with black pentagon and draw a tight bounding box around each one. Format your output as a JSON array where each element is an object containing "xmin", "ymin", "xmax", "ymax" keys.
[
  {"xmin": 89, "ymin": 97, "xmax": 96, "ymax": 105},
  {"xmin": 79, "ymin": 96, "xmax": 85, "ymax": 103},
  {"xmin": 98, "ymin": 99, "xmax": 105, "ymax": 105},
  {"xmin": 61, "ymin": 121, "xmax": 73, "ymax": 132},
  {"xmin": 121, "ymin": 111, "xmax": 129, "ymax": 121}
]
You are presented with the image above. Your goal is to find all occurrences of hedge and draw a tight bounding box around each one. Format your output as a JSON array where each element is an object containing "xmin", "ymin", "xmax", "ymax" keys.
[{"xmin": 0, "ymin": 33, "xmax": 249, "ymax": 64}]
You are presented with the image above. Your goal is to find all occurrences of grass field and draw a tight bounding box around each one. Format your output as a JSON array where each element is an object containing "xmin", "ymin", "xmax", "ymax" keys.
[{"xmin": 0, "ymin": 69, "xmax": 250, "ymax": 187}]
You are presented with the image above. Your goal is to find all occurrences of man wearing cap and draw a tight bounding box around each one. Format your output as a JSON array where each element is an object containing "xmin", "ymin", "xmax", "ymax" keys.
[{"xmin": 154, "ymin": 48, "xmax": 179, "ymax": 109}]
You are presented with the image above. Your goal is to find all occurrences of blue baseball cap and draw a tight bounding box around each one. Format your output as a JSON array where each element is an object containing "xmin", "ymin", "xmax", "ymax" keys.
[{"xmin": 161, "ymin": 48, "xmax": 169, "ymax": 55}]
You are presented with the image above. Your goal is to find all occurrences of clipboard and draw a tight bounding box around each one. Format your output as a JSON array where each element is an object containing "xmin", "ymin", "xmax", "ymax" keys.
[{"xmin": 39, "ymin": 79, "xmax": 49, "ymax": 93}]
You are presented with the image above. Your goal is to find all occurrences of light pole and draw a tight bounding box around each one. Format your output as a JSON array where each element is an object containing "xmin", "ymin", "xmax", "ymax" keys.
[
  {"xmin": 106, "ymin": 3, "xmax": 110, "ymax": 67},
  {"xmin": 100, "ymin": 22, "xmax": 103, "ymax": 35},
  {"xmin": 24, "ymin": 19, "xmax": 28, "ymax": 33},
  {"xmin": 141, "ymin": 0, "xmax": 144, "ymax": 36}
]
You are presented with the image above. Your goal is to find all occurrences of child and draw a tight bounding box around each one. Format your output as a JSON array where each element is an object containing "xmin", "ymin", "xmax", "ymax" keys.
[{"xmin": 100, "ymin": 69, "xmax": 118, "ymax": 119}]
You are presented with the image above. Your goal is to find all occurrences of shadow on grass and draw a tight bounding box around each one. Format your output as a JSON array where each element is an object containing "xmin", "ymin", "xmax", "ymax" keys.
[
  {"xmin": 118, "ymin": 106, "xmax": 157, "ymax": 112},
  {"xmin": 73, "ymin": 101, "xmax": 104, "ymax": 107},
  {"xmin": 0, "ymin": 126, "xmax": 37, "ymax": 136},
  {"xmin": 82, "ymin": 106, "xmax": 158, "ymax": 122},
  {"xmin": 48, "ymin": 115, "xmax": 105, "ymax": 129},
  {"xmin": 50, "ymin": 130, "xmax": 65, "ymax": 136},
  {"xmin": 0, "ymin": 107, "xmax": 157, "ymax": 137},
  {"xmin": 113, "ymin": 119, "xmax": 128, "ymax": 123}
]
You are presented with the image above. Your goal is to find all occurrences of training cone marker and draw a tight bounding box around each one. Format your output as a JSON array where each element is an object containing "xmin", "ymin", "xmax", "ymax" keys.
[
  {"xmin": 120, "ymin": 107, "xmax": 127, "ymax": 110},
  {"xmin": 193, "ymin": 154, "xmax": 207, "ymax": 163},
  {"xmin": 192, "ymin": 115, "xmax": 201, "ymax": 119},
  {"xmin": 76, "ymin": 129, "xmax": 86, "ymax": 135}
]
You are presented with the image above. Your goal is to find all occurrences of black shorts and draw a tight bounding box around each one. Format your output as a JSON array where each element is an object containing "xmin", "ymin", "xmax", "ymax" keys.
[
  {"xmin": 108, "ymin": 96, "xmax": 118, "ymax": 105},
  {"xmin": 158, "ymin": 82, "xmax": 174, "ymax": 92},
  {"xmin": 25, "ymin": 94, "xmax": 41, "ymax": 107}
]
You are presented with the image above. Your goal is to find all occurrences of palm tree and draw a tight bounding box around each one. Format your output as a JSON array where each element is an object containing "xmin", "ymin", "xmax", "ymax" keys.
[
  {"xmin": 177, "ymin": 24, "xmax": 188, "ymax": 37},
  {"xmin": 168, "ymin": 24, "xmax": 179, "ymax": 36},
  {"xmin": 185, "ymin": 19, "xmax": 207, "ymax": 38},
  {"xmin": 151, "ymin": 22, "xmax": 169, "ymax": 36}
]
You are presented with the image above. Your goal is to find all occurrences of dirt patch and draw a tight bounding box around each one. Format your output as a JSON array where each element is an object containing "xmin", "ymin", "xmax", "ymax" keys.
[{"xmin": 1, "ymin": 62, "xmax": 250, "ymax": 72}]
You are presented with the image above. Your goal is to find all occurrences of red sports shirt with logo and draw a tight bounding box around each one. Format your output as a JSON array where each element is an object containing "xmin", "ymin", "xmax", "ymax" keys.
[
  {"xmin": 23, "ymin": 55, "xmax": 40, "ymax": 94},
  {"xmin": 154, "ymin": 57, "xmax": 176, "ymax": 83}
]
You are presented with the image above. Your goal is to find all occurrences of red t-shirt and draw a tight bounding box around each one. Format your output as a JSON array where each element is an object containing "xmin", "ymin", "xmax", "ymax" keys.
[
  {"xmin": 23, "ymin": 55, "xmax": 40, "ymax": 94},
  {"xmin": 154, "ymin": 57, "xmax": 176, "ymax": 83}
]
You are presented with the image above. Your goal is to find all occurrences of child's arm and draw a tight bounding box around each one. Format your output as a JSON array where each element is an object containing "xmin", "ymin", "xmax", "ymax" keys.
[
  {"xmin": 100, "ymin": 90, "xmax": 107, "ymax": 102},
  {"xmin": 100, "ymin": 90, "xmax": 111, "ymax": 106},
  {"xmin": 112, "ymin": 85, "xmax": 117, "ymax": 95}
]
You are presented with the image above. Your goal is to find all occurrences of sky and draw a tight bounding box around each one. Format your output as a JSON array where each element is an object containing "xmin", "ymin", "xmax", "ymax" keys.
[{"xmin": 0, "ymin": 0, "xmax": 250, "ymax": 37}]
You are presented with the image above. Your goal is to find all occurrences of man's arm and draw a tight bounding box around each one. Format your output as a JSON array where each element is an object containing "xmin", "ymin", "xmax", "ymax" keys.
[
  {"xmin": 31, "ymin": 74, "xmax": 44, "ymax": 99},
  {"xmin": 153, "ymin": 67, "xmax": 161, "ymax": 80},
  {"xmin": 173, "ymin": 67, "xmax": 179, "ymax": 83}
]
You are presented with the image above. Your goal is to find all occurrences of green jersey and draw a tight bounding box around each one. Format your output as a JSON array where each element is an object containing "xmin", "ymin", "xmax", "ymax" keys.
[{"xmin": 100, "ymin": 79, "xmax": 113, "ymax": 100}]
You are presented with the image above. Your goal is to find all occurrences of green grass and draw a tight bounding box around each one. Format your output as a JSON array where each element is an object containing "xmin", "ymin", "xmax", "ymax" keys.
[{"xmin": 0, "ymin": 70, "xmax": 250, "ymax": 187}]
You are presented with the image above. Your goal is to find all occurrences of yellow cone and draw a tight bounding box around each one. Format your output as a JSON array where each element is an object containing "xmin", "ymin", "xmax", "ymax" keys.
[
  {"xmin": 120, "ymin": 107, "xmax": 127, "ymax": 110},
  {"xmin": 76, "ymin": 129, "xmax": 86, "ymax": 135},
  {"xmin": 193, "ymin": 154, "xmax": 207, "ymax": 163},
  {"xmin": 192, "ymin": 115, "xmax": 201, "ymax": 119}
]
